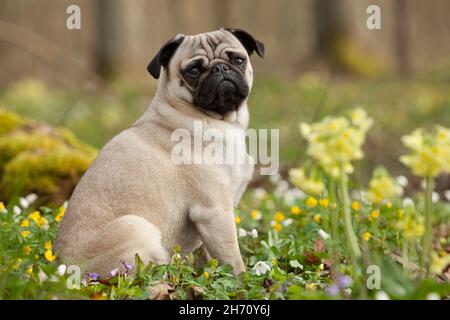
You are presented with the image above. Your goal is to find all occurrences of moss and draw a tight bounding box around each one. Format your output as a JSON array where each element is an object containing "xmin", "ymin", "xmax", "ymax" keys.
[
  {"xmin": 0, "ymin": 108, "xmax": 26, "ymax": 135},
  {"xmin": 0, "ymin": 108, "xmax": 97, "ymax": 204}
]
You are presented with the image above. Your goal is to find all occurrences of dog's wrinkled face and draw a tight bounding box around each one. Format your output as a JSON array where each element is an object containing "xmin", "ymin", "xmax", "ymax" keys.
[{"xmin": 148, "ymin": 29, "xmax": 264, "ymax": 116}]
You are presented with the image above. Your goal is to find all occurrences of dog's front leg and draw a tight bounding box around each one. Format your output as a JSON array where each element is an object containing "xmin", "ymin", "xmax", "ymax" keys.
[{"xmin": 189, "ymin": 205, "xmax": 245, "ymax": 275}]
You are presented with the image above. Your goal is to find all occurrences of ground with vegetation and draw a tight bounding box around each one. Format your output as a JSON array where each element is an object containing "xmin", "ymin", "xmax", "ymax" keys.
[{"xmin": 0, "ymin": 76, "xmax": 449, "ymax": 299}]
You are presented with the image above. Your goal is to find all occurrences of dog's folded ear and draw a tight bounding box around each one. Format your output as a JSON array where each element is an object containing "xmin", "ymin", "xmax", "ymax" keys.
[
  {"xmin": 147, "ymin": 35, "xmax": 185, "ymax": 79},
  {"xmin": 224, "ymin": 28, "xmax": 265, "ymax": 58}
]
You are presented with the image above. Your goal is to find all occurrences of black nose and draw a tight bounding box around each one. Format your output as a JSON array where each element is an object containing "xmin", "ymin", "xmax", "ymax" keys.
[{"xmin": 211, "ymin": 63, "xmax": 230, "ymax": 74}]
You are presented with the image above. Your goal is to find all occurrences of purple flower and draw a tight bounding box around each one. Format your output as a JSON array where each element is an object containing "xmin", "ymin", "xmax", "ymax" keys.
[
  {"xmin": 120, "ymin": 259, "xmax": 132, "ymax": 273},
  {"xmin": 337, "ymin": 275, "xmax": 352, "ymax": 289},
  {"xmin": 87, "ymin": 272, "xmax": 100, "ymax": 281},
  {"xmin": 110, "ymin": 268, "xmax": 119, "ymax": 277},
  {"xmin": 325, "ymin": 284, "xmax": 340, "ymax": 296}
]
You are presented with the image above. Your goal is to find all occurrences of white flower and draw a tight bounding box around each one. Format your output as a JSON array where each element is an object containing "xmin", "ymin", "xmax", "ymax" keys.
[
  {"xmin": 403, "ymin": 197, "xmax": 414, "ymax": 208},
  {"xmin": 19, "ymin": 197, "xmax": 29, "ymax": 209},
  {"xmin": 63, "ymin": 201, "xmax": 69, "ymax": 209},
  {"xmin": 282, "ymin": 190, "xmax": 296, "ymax": 206},
  {"xmin": 432, "ymin": 191, "xmax": 440, "ymax": 203},
  {"xmin": 282, "ymin": 218, "xmax": 293, "ymax": 227},
  {"xmin": 25, "ymin": 193, "xmax": 38, "ymax": 205},
  {"xmin": 318, "ymin": 229, "xmax": 330, "ymax": 240},
  {"xmin": 375, "ymin": 291, "xmax": 390, "ymax": 300},
  {"xmin": 396, "ymin": 175, "xmax": 408, "ymax": 188},
  {"xmin": 291, "ymin": 188, "xmax": 306, "ymax": 199},
  {"xmin": 38, "ymin": 269, "xmax": 48, "ymax": 282},
  {"xmin": 238, "ymin": 228, "xmax": 248, "ymax": 237},
  {"xmin": 252, "ymin": 261, "xmax": 271, "ymax": 276},
  {"xmin": 445, "ymin": 190, "xmax": 450, "ymax": 201},
  {"xmin": 110, "ymin": 268, "xmax": 119, "ymax": 277},
  {"xmin": 426, "ymin": 293, "xmax": 440, "ymax": 300},
  {"xmin": 13, "ymin": 205, "xmax": 21, "ymax": 216},
  {"xmin": 249, "ymin": 228, "xmax": 258, "ymax": 238},
  {"xmin": 269, "ymin": 173, "xmax": 282, "ymax": 185},
  {"xmin": 57, "ymin": 264, "xmax": 67, "ymax": 276}
]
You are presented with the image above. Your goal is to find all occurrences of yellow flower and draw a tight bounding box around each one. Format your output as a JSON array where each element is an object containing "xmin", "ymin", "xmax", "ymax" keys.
[
  {"xmin": 23, "ymin": 245, "xmax": 32, "ymax": 255},
  {"xmin": 273, "ymin": 211, "xmax": 285, "ymax": 222},
  {"xmin": 290, "ymin": 206, "xmax": 301, "ymax": 215},
  {"xmin": 386, "ymin": 202, "xmax": 393, "ymax": 208},
  {"xmin": 313, "ymin": 214, "xmax": 321, "ymax": 223},
  {"xmin": 234, "ymin": 216, "xmax": 241, "ymax": 224},
  {"xmin": 272, "ymin": 222, "xmax": 282, "ymax": 232},
  {"xmin": 351, "ymin": 201, "xmax": 361, "ymax": 211},
  {"xmin": 26, "ymin": 266, "xmax": 33, "ymax": 274},
  {"xmin": 20, "ymin": 219, "xmax": 30, "ymax": 227},
  {"xmin": 21, "ymin": 230, "xmax": 30, "ymax": 238},
  {"xmin": 319, "ymin": 198, "xmax": 329, "ymax": 208},
  {"xmin": 44, "ymin": 249, "xmax": 56, "ymax": 262},
  {"xmin": 28, "ymin": 211, "xmax": 41, "ymax": 223},
  {"xmin": 44, "ymin": 241, "xmax": 52, "ymax": 250},
  {"xmin": 271, "ymin": 257, "xmax": 277, "ymax": 266},
  {"xmin": 305, "ymin": 283, "xmax": 317, "ymax": 291},
  {"xmin": 55, "ymin": 206, "xmax": 65, "ymax": 222},
  {"xmin": 250, "ymin": 210, "xmax": 262, "ymax": 220},
  {"xmin": 203, "ymin": 271, "xmax": 209, "ymax": 279},
  {"xmin": 400, "ymin": 126, "xmax": 450, "ymax": 178},
  {"xmin": 367, "ymin": 167, "xmax": 402, "ymax": 204},
  {"xmin": 289, "ymin": 168, "xmax": 324, "ymax": 195},
  {"xmin": 370, "ymin": 209, "xmax": 380, "ymax": 220},
  {"xmin": 430, "ymin": 252, "xmax": 450, "ymax": 274},
  {"xmin": 0, "ymin": 202, "xmax": 5, "ymax": 211},
  {"xmin": 363, "ymin": 232, "xmax": 371, "ymax": 241},
  {"xmin": 38, "ymin": 216, "xmax": 47, "ymax": 227},
  {"xmin": 306, "ymin": 197, "xmax": 318, "ymax": 208},
  {"xmin": 300, "ymin": 108, "xmax": 373, "ymax": 179},
  {"xmin": 396, "ymin": 212, "xmax": 425, "ymax": 240}
]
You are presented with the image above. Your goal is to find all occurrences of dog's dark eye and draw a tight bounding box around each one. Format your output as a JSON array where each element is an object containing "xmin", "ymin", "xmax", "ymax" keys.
[
  {"xmin": 186, "ymin": 67, "xmax": 201, "ymax": 78},
  {"xmin": 231, "ymin": 57, "xmax": 245, "ymax": 66}
]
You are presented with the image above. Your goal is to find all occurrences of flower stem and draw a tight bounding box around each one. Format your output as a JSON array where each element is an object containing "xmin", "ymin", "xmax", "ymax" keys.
[
  {"xmin": 422, "ymin": 175, "xmax": 434, "ymax": 276},
  {"xmin": 339, "ymin": 171, "xmax": 362, "ymax": 264},
  {"xmin": 328, "ymin": 179, "xmax": 340, "ymax": 279}
]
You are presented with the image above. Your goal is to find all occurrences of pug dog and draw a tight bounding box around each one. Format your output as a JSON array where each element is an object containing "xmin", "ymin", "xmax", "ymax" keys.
[{"xmin": 54, "ymin": 28, "xmax": 264, "ymax": 276}]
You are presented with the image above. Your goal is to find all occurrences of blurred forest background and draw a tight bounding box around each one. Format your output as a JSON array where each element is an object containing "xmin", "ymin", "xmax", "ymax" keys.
[{"xmin": 1, "ymin": 0, "xmax": 450, "ymax": 201}]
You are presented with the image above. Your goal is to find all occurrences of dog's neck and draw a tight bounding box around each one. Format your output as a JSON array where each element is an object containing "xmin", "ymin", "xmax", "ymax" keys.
[{"xmin": 139, "ymin": 73, "xmax": 250, "ymax": 132}]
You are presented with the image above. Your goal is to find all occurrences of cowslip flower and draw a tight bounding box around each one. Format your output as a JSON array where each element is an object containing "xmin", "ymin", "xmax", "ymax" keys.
[
  {"xmin": 55, "ymin": 207, "xmax": 65, "ymax": 222},
  {"xmin": 250, "ymin": 210, "xmax": 262, "ymax": 220},
  {"xmin": 20, "ymin": 230, "xmax": 30, "ymax": 238},
  {"xmin": 23, "ymin": 245, "xmax": 32, "ymax": 255},
  {"xmin": 273, "ymin": 211, "xmax": 285, "ymax": 222},
  {"xmin": 271, "ymin": 221, "xmax": 282, "ymax": 232},
  {"xmin": 290, "ymin": 206, "xmax": 301, "ymax": 215},
  {"xmin": 306, "ymin": 196, "xmax": 318, "ymax": 208},
  {"xmin": 20, "ymin": 219, "xmax": 30, "ymax": 227},
  {"xmin": 400, "ymin": 126, "xmax": 450, "ymax": 177},
  {"xmin": 252, "ymin": 261, "xmax": 271, "ymax": 276},
  {"xmin": 367, "ymin": 167, "xmax": 402, "ymax": 204},
  {"xmin": 44, "ymin": 249, "xmax": 56, "ymax": 262},
  {"xmin": 289, "ymin": 168, "xmax": 324, "ymax": 195},
  {"xmin": 28, "ymin": 211, "xmax": 41, "ymax": 223},
  {"xmin": 313, "ymin": 213, "xmax": 321, "ymax": 223},
  {"xmin": 351, "ymin": 201, "xmax": 361, "ymax": 211},
  {"xmin": 300, "ymin": 108, "xmax": 373, "ymax": 179},
  {"xmin": 319, "ymin": 198, "xmax": 330, "ymax": 208}
]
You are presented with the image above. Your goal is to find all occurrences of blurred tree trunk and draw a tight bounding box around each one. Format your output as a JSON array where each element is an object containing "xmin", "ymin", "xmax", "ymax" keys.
[
  {"xmin": 313, "ymin": 0, "xmax": 348, "ymax": 69},
  {"xmin": 393, "ymin": 0, "xmax": 410, "ymax": 77},
  {"xmin": 95, "ymin": 0, "xmax": 118, "ymax": 78}
]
